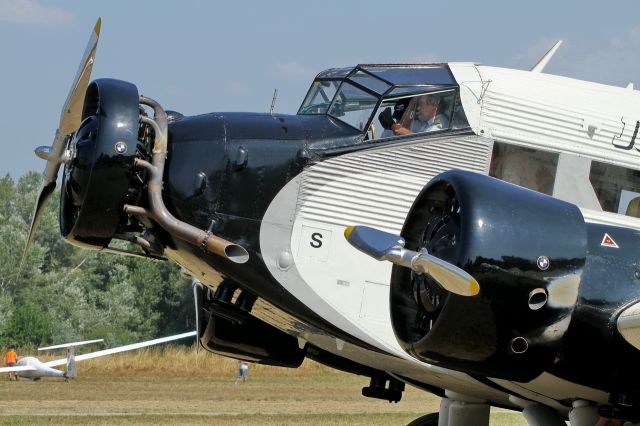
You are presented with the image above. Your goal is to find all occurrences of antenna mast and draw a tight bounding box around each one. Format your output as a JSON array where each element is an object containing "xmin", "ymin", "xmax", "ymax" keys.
[{"xmin": 270, "ymin": 88, "xmax": 278, "ymax": 115}]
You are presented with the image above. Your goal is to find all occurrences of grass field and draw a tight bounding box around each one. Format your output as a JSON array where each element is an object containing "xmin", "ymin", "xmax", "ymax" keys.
[{"xmin": 0, "ymin": 346, "xmax": 527, "ymax": 425}]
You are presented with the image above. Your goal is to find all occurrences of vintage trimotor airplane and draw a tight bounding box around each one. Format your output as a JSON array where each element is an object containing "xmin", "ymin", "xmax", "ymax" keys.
[
  {"xmin": 21, "ymin": 18, "xmax": 640, "ymax": 425},
  {"xmin": 0, "ymin": 332, "xmax": 196, "ymax": 380}
]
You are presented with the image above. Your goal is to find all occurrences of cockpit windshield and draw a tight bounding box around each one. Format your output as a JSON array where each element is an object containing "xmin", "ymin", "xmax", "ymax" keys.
[
  {"xmin": 326, "ymin": 82, "xmax": 378, "ymax": 132},
  {"xmin": 299, "ymin": 80, "xmax": 341, "ymax": 115},
  {"xmin": 298, "ymin": 64, "xmax": 467, "ymax": 140}
]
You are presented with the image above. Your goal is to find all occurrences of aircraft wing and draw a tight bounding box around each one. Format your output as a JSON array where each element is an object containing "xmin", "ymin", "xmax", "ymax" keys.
[
  {"xmin": 43, "ymin": 331, "xmax": 196, "ymax": 368},
  {"xmin": 39, "ymin": 338, "xmax": 104, "ymax": 351},
  {"xmin": 0, "ymin": 365, "xmax": 37, "ymax": 372}
]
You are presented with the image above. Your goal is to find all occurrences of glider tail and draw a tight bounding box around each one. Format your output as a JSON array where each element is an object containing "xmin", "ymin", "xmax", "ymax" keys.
[
  {"xmin": 65, "ymin": 347, "xmax": 77, "ymax": 378},
  {"xmin": 39, "ymin": 338, "xmax": 103, "ymax": 379}
]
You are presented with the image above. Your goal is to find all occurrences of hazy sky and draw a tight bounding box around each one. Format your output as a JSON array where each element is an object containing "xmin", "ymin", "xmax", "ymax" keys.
[{"xmin": 1, "ymin": 0, "xmax": 640, "ymax": 179}]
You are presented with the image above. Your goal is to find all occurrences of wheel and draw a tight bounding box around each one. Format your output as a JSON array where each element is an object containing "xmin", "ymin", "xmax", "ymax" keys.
[{"xmin": 406, "ymin": 412, "xmax": 439, "ymax": 426}]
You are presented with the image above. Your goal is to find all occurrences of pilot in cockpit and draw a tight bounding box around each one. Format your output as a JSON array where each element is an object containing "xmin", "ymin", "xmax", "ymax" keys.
[{"xmin": 379, "ymin": 94, "xmax": 449, "ymax": 136}]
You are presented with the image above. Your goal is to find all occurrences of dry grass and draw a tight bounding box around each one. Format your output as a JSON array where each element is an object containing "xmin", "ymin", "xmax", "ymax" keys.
[
  {"xmin": 35, "ymin": 344, "xmax": 340, "ymax": 378},
  {"xmin": 0, "ymin": 345, "xmax": 528, "ymax": 425},
  {"xmin": 0, "ymin": 413, "xmax": 527, "ymax": 426}
]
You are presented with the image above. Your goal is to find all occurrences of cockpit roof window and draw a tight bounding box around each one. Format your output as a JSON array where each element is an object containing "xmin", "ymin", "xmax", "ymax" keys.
[
  {"xmin": 350, "ymin": 70, "xmax": 391, "ymax": 95},
  {"xmin": 316, "ymin": 67, "xmax": 354, "ymax": 79},
  {"xmin": 388, "ymin": 85, "xmax": 451, "ymax": 97},
  {"xmin": 359, "ymin": 65, "xmax": 456, "ymax": 86}
]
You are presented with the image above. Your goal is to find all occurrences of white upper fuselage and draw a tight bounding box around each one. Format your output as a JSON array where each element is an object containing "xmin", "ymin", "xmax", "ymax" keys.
[
  {"xmin": 457, "ymin": 63, "xmax": 640, "ymax": 173},
  {"xmin": 452, "ymin": 63, "xmax": 640, "ymax": 229}
]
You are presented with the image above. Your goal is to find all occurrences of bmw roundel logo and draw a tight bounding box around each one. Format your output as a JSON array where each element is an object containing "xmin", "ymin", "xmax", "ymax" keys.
[
  {"xmin": 537, "ymin": 255, "xmax": 550, "ymax": 271},
  {"xmin": 114, "ymin": 141, "xmax": 127, "ymax": 154}
]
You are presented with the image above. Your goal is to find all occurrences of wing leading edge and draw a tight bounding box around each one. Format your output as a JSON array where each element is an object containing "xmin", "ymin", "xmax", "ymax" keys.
[
  {"xmin": 0, "ymin": 365, "xmax": 37, "ymax": 373},
  {"xmin": 44, "ymin": 331, "xmax": 196, "ymax": 368}
]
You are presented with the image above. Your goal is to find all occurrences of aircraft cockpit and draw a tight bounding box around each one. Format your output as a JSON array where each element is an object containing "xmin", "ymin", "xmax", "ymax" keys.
[{"xmin": 298, "ymin": 64, "xmax": 471, "ymax": 147}]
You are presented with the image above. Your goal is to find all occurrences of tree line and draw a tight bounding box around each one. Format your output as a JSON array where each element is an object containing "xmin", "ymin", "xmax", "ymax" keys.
[{"xmin": 0, "ymin": 172, "xmax": 195, "ymax": 347}]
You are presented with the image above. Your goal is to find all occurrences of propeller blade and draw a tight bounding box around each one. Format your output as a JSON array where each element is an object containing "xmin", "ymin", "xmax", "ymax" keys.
[
  {"xmin": 411, "ymin": 253, "xmax": 480, "ymax": 297},
  {"xmin": 22, "ymin": 19, "xmax": 101, "ymax": 264},
  {"xmin": 344, "ymin": 225, "xmax": 480, "ymax": 297},
  {"xmin": 60, "ymin": 18, "xmax": 101, "ymax": 135},
  {"xmin": 22, "ymin": 181, "xmax": 56, "ymax": 263}
]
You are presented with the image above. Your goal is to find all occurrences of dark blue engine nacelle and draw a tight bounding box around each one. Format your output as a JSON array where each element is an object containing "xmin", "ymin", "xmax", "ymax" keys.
[
  {"xmin": 59, "ymin": 78, "xmax": 142, "ymax": 249},
  {"xmin": 390, "ymin": 170, "xmax": 640, "ymax": 390}
]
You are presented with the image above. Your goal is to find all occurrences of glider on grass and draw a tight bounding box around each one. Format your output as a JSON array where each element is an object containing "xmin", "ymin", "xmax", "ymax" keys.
[{"xmin": 0, "ymin": 332, "xmax": 196, "ymax": 380}]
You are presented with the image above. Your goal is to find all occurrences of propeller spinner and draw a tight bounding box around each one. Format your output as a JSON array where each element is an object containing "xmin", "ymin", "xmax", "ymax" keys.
[
  {"xmin": 344, "ymin": 225, "xmax": 480, "ymax": 297},
  {"xmin": 22, "ymin": 18, "xmax": 101, "ymax": 264}
]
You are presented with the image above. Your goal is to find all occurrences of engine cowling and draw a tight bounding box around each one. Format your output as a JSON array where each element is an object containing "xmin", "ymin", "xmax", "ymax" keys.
[
  {"xmin": 59, "ymin": 78, "xmax": 142, "ymax": 249},
  {"xmin": 390, "ymin": 170, "xmax": 587, "ymax": 381}
]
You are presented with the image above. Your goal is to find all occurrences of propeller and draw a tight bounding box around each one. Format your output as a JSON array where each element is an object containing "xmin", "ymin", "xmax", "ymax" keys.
[
  {"xmin": 344, "ymin": 225, "xmax": 480, "ymax": 297},
  {"xmin": 22, "ymin": 18, "xmax": 101, "ymax": 264}
]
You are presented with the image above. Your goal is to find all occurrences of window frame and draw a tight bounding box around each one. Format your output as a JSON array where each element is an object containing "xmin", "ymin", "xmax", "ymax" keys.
[{"xmin": 370, "ymin": 87, "xmax": 460, "ymax": 141}]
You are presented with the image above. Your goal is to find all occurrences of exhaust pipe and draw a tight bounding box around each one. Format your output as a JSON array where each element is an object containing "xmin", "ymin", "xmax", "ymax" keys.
[{"xmin": 125, "ymin": 96, "xmax": 249, "ymax": 264}]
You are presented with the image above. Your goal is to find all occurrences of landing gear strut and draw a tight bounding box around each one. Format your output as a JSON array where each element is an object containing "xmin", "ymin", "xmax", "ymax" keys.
[
  {"xmin": 407, "ymin": 391, "xmax": 490, "ymax": 426},
  {"xmin": 413, "ymin": 394, "xmax": 629, "ymax": 426},
  {"xmin": 437, "ymin": 392, "xmax": 490, "ymax": 426}
]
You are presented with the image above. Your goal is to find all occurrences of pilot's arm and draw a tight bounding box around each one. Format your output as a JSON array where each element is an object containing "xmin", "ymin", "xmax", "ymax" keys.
[
  {"xmin": 389, "ymin": 98, "xmax": 417, "ymax": 135},
  {"xmin": 390, "ymin": 123, "xmax": 413, "ymax": 135}
]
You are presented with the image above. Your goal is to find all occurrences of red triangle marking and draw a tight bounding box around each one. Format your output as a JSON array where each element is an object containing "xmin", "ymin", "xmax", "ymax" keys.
[{"xmin": 601, "ymin": 233, "xmax": 619, "ymax": 248}]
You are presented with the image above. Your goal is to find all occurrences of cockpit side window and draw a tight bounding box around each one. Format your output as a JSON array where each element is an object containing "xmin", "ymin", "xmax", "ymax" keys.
[
  {"xmin": 489, "ymin": 142, "xmax": 558, "ymax": 195},
  {"xmin": 450, "ymin": 90, "xmax": 471, "ymax": 131},
  {"xmin": 370, "ymin": 89, "xmax": 456, "ymax": 140},
  {"xmin": 589, "ymin": 161, "xmax": 640, "ymax": 217}
]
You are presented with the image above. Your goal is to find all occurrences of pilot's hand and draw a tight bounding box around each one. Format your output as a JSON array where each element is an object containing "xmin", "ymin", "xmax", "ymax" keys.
[
  {"xmin": 378, "ymin": 107, "xmax": 395, "ymax": 129},
  {"xmin": 391, "ymin": 123, "xmax": 412, "ymax": 136}
]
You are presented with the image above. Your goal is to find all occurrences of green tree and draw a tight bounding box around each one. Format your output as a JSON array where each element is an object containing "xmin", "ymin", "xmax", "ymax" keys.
[
  {"xmin": 0, "ymin": 171, "xmax": 195, "ymax": 347},
  {"xmin": 6, "ymin": 291, "xmax": 55, "ymax": 346}
]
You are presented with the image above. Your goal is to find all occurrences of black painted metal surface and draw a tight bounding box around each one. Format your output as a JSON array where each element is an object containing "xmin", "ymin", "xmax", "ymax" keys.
[
  {"xmin": 60, "ymin": 78, "xmax": 140, "ymax": 249},
  {"xmin": 390, "ymin": 170, "xmax": 640, "ymax": 395}
]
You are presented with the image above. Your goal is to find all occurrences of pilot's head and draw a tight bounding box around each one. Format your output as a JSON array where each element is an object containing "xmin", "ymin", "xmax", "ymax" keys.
[{"xmin": 415, "ymin": 95, "xmax": 441, "ymax": 122}]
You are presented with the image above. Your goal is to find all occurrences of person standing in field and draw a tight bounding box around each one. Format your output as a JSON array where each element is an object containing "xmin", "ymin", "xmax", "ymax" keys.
[
  {"xmin": 234, "ymin": 361, "xmax": 249, "ymax": 385},
  {"xmin": 5, "ymin": 345, "xmax": 17, "ymax": 381}
]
